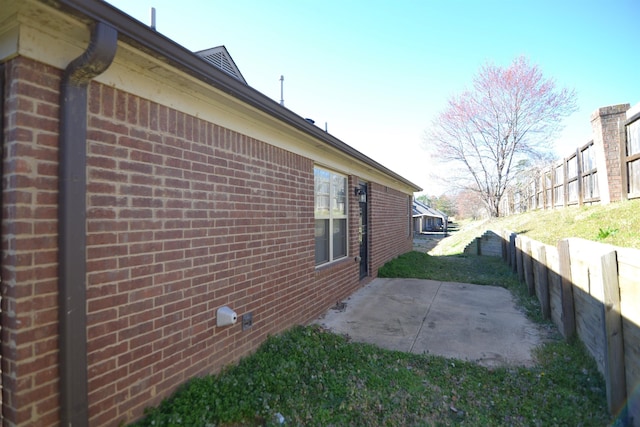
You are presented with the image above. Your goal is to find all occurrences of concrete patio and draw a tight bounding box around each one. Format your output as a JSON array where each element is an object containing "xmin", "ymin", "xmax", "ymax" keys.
[{"xmin": 314, "ymin": 277, "xmax": 546, "ymax": 367}]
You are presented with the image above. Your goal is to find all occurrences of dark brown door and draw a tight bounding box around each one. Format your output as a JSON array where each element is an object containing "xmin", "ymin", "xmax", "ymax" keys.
[{"xmin": 358, "ymin": 183, "xmax": 368, "ymax": 279}]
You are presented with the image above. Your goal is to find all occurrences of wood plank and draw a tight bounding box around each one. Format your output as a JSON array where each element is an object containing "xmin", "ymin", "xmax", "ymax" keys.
[
  {"xmin": 501, "ymin": 230, "xmax": 508, "ymax": 262},
  {"xmin": 616, "ymin": 248, "xmax": 640, "ymax": 420},
  {"xmin": 598, "ymin": 250, "xmax": 627, "ymax": 419},
  {"xmin": 557, "ymin": 239, "xmax": 576, "ymax": 339},
  {"xmin": 509, "ymin": 232, "xmax": 517, "ymax": 271},
  {"xmin": 545, "ymin": 246, "xmax": 563, "ymax": 328},
  {"xmin": 516, "ymin": 235, "xmax": 524, "ymax": 283},
  {"xmin": 523, "ymin": 238, "xmax": 535, "ymax": 296},
  {"xmin": 535, "ymin": 244, "xmax": 550, "ymax": 319}
]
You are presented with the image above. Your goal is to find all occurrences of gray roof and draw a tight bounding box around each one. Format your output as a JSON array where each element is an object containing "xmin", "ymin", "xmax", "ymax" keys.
[{"xmin": 412, "ymin": 199, "xmax": 446, "ymax": 219}]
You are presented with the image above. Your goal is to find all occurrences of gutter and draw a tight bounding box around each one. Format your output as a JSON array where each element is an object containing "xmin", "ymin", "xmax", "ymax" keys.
[
  {"xmin": 59, "ymin": 21, "xmax": 117, "ymax": 426},
  {"xmin": 1, "ymin": 62, "xmax": 4, "ymax": 326},
  {"xmin": 0, "ymin": 62, "xmax": 4, "ymax": 421},
  {"xmin": 53, "ymin": 0, "xmax": 421, "ymax": 192}
]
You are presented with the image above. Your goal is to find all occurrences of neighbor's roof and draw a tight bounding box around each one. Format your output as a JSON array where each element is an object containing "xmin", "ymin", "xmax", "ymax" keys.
[
  {"xmin": 412, "ymin": 199, "xmax": 447, "ymax": 219},
  {"xmin": 51, "ymin": 0, "xmax": 422, "ymax": 192}
]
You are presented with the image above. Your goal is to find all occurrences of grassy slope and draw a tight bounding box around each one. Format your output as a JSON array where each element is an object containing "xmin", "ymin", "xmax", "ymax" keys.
[{"xmin": 433, "ymin": 198, "xmax": 640, "ymax": 255}]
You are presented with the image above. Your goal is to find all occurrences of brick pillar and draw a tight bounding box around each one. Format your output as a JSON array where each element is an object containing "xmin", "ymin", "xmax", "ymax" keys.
[{"xmin": 590, "ymin": 104, "xmax": 630, "ymax": 204}]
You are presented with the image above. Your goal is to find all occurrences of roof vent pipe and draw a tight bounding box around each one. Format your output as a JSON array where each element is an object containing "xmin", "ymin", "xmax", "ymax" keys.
[
  {"xmin": 279, "ymin": 75, "xmax": 284, "ymax": 106},
  {"xmin": 150, "ymin": 7, "xmax": 156, "ymax": 30},
  {"xmin": 59, "ymin": 21, "xmax": 117, "ymax": 426}
]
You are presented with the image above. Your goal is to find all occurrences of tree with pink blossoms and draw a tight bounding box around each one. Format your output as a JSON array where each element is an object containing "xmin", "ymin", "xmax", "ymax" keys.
[{"xmin": 426, "ymin": 56, "xmax": 577, "ymax": 217}]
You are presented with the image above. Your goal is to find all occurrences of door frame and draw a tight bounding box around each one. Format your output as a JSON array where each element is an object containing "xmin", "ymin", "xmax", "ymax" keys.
[{"xmin": 357, "ymin": 182, "xmax": 368, "ymax": 280}]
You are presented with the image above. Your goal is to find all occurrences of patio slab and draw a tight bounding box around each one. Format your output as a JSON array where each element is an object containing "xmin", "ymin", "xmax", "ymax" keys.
[{"xmin": 313, "ymin": 278, "xmax": 545, "ymax": 367}]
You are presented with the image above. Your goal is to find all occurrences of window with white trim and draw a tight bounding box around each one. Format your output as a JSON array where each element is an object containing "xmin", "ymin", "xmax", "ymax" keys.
[{"xmin": 314, "ymin": 167, "xmax": 347, "ymax": 265}]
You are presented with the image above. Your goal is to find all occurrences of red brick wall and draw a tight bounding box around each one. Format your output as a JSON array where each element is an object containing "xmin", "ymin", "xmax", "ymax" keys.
[
  {"xmin": 1, "ymin": 56, "xmax": 414, "ymax": 426},
  {"xmin": 2, "ymin": 57, "xmax": 62, "ymax": 426},
  {"xmin": 83, "ymin": 80, "xmax": 321, "ymax": 425},
  {"xmin": 368, "ymin": 183, "xmax": 413, "ymax": 275}
]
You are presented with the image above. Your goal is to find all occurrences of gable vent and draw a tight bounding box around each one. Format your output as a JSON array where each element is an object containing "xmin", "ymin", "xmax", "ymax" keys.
[
  {"xmin": 196, "ymin": 46, "xmax": 247, "ymax": 84},
  {"xmin": 203, "ymin": 51, "xmax": 237, "ymax": 77}
]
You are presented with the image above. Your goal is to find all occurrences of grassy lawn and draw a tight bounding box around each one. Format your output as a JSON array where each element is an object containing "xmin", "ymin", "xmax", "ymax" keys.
[
  {"xmin": 431, "ymin": 198, "xmax": 640, "ymax": 256},
  {"xmin": 132, "ymin": 325, "xmax": 609, "ymax": 427},
  {"xmin": 378, "ymin": 251, "xmax": 518, "ymax": 287},
  {"xmin": 131, "ymin": 251, "xmax": 612, "ymax": 426}
]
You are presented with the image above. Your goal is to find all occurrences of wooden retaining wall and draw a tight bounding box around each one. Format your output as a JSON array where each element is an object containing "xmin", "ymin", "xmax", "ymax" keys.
[{"xmin": 498, "ymin": 231, "xmax": 639, "ymax": 426}]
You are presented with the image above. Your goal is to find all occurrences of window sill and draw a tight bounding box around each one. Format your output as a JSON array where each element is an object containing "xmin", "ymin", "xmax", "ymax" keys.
[{"xmin": 314, "ymin": 256, "xmax": 352, "ymax": 271}]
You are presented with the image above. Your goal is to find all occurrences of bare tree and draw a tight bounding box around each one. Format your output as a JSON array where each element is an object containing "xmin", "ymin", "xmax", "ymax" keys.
[
  {"xmin": 454, "ymin": 189, "xmax": 486, "ymax": 220},
  {"xmin": 426, "ymin": 56, "xmax": 577, "ymax": 217}
]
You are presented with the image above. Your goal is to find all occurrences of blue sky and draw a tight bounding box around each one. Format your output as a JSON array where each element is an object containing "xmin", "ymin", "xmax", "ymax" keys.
[{"xmin": 107, "ymin": 0, "xmax": 640, "ymax": 195}]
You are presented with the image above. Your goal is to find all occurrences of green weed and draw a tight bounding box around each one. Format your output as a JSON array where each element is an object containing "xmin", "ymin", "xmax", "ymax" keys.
[
  {"xmin": 596, "ymin": 226, "xmax": 619, "ymax": 241},
  {"xmin": 131, "ymin": 325, "xmax": 609, "ymax": 426}
]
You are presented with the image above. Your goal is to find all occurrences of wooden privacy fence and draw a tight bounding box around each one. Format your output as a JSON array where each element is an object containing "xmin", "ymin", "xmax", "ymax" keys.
[
  {"xmin": 498, "ymin": 230, "xmax": 640, "ymax": 426},
  {"xmin": 500, "ymin": 140, "xmax": 601, "ymax": 215},
  {"xmin": 500, "ymin": 103, "xmax": 640, "ymax": 216}
]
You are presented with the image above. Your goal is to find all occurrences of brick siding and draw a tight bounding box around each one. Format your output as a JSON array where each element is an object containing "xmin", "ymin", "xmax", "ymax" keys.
[
  {"xmin": 2, "ymin": 57, "xmax": 62, "ymax": 426},
  {"xmin": 591, "ymin": 104, "xmax": 630, "ymax": 203},
  {"xmin": 1, "ymin": 56, "xmax": 414, "ymax": 426},
  {"xmin": 369, "ymin": 182, "xmax": 413, "ymax": 274},
  {"xmin": 84, "ymin": 79, "xmax": 318, "ymax": 425}
]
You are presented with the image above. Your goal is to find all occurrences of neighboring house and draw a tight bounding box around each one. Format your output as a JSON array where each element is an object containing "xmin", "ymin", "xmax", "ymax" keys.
[
  {"xmin": 0, "ymin": 0, "xmax": 421, "ymax": 425},
  {"xmin": 413, "ymin": 199, "xmax": 447, "ymax": 232}
]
